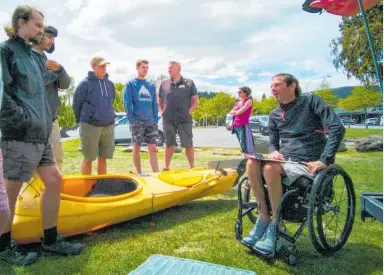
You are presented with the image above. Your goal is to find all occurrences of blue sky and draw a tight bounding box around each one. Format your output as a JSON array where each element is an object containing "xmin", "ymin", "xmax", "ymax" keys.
[{"xmin": 0, "ymin": 0, "xmax": 362, "ymax": 99}]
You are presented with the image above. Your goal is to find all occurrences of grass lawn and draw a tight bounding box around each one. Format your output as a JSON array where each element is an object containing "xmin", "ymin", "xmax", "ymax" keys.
[
  {"xmin": 1, "ymin": 139, "xmax": 382, "ymax": 275},
  {"xmin": 344, "ymin": 128, "xmax": 383, "ymax": 139}
]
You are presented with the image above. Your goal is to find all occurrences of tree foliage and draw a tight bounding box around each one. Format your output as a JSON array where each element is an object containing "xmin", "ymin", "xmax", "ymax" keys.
[
  {"xmin": 330, "ymin": 4, "xmax": 383, "ymax": 85},
  {"xmin": 314, "ymin": 89, "xmax": 337, "ymax": 106},
  {"xmin": 253, "ymin": 96, "xmax": 278, "ymax": 115},
  {"xmin": 58, "ymin": 77, "xmax": 76, "ymax": 129}
]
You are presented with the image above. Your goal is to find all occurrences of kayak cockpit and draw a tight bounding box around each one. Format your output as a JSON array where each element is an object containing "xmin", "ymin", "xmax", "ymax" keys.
[{"xmin": 59, "ymin": 175, "xmax": 143, "ymax": 203}]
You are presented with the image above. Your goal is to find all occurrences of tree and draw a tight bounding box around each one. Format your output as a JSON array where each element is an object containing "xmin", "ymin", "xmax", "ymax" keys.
[
  {"xmin": 261, "ymin": 93, "xmax": 266, "ymax": 101},
  {"xmin": 254, "ymin": 96, "xmax": 278, "ymax": 115},
  {"xmin": 330, "ymin": 4, "xmax": 383, "ymax": 86},
  {"xmin": 314, "ymin": 89, "xmax": 337, "ymax": 106},
  {"xmin": 337, "ymin": 86, "xmax": 382, "ymax": 128},
  {"xmin": 113, "ymin": 83, "xmax": 125, "ymax": 112}
]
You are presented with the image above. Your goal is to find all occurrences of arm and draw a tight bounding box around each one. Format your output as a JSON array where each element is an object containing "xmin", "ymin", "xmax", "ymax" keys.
[
  {"xmin": 268, "ymin": 116, "xmax": 280, "ymax": 153},
  {"xmin": 152, "ymin": 84, "xmax": 159, "ymax": 121},
  {"xmin": 57, "ymin": 66, "xmax": 71, "ymax": 90},
  {"xmin": 189, "ymin": 81, "xmax": 199, "ymax": 114},
  {"xmin": 72, "ymin": 80, "xmax": 87, "ymax": 124},
  {"xmin": 0, "ymin": 48, "xmax": 31, "ymax": 129},
  {"xmin": 157, "ymin": 82, "xmax": 164, "ymax": 115},
  {"xmin": 311, "ymin": 95, "xmax": 345, "ymax": 165},
  {"xmin": 232, "ymin": 99, "xmax": 252, "ymax": 115},
  {"xmin": 123, "ymin": 82, "xmax": 135, "ymax": 122}
]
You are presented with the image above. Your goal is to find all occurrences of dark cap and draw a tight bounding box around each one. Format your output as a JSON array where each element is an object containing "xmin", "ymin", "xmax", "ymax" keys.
[
  {"xmin": 44, "ymin": 26, "xmax": 58, "ymax": 54},
  {"xmin": 239, "ymin": 86, "xmax": 252, "ymax": 96},
  {"xmin": 44, "ymin": 26, "xmax": 58, "ymax": 37}
]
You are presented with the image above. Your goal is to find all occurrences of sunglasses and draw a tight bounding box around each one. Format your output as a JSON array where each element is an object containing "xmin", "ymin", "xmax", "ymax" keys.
[{"xmin": 169, "ymin": 61, "xmax": 181, "ymax": 67}]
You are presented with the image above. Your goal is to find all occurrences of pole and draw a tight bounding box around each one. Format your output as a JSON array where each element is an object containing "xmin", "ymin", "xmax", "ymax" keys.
[{"xmin": 357, "ymin": 0, "xmax": 383, "ymax": 94}]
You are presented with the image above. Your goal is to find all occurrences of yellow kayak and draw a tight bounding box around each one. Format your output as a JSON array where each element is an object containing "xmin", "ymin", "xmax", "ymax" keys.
[{"xmin": 12, "ymin": 167, "xmax": 238, "ymax": 244}]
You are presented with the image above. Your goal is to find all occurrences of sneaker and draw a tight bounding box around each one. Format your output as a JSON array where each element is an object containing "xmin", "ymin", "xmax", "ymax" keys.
[
  {"xmin": 255, "ymin": 223, "xmax": 277, "ymax": 253},
  {"xmin": 0, "ymin": 241, "xmax": 39, "ymax": 266},
  {"xmin": 242, "ymin": 218, "xmax": 269, "ymax": 246},
  {"xmin": 42, "ymin": 235, "xmax": 84, "ymax": 256}
]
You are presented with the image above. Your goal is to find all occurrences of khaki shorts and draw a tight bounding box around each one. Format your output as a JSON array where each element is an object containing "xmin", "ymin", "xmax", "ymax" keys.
[
  {"xmin": 279, "ymin": 162, "xmax": 314, "ymax": 186},
  {"xmin": 49, "ymin": 119, "xmax": 63, "ymax": 163},
  {"xmin": 79, "ymin": 123, "xmax": 115, "ymax": 161},
  {"xmin": 0, "ymin": 141, "xmax": 56, "ymax": 182},
  {"xmin": 163, "ymin": 122, "xmax": 193, "ymax": 148}
]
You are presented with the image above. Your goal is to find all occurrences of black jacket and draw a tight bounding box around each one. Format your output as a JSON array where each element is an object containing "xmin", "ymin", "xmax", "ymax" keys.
[
  {"xmin": 0, "ymin": 36, "xmax": 52, "ymax": 143},
  {"xmin": 268, "ymin": 94, "xmax": 345, "ymax": 165},
  {"xmin": 32, "ymin": 49, "xmax": 70, "ymax": 120}
]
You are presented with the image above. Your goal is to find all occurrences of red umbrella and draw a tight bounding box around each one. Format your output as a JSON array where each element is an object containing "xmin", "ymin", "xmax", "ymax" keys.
[{"xmin": 310, "ymin": 0, "xmax": 381, "ymax": 16}]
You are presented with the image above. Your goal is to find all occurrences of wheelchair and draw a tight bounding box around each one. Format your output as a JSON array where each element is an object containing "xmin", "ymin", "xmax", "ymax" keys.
[{"xmin": 235, "ymin": 161, "xmax": 356, "ymax": 265}]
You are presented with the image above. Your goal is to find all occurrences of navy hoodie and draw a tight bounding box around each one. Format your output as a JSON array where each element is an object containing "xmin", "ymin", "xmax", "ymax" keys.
[{"xmin": 73, "ymin": 71, "xmax": 116, "ymax": 127}]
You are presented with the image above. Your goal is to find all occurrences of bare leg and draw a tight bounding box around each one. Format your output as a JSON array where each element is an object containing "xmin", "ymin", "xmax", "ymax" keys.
[
  {"xmin": 164, "ymin": 145, "xmax": 174, "ymax": 170},
  {"xmin": 133, "ymin": 145, "xmax": 142, "ymax": 174},
  {"xmin": 97, "ymin": 157, "xmax": 107, "ymax": 175},
  {"xmin": 38, "ymin": 165, "xmax": 62, "ymax": 230},
  {"xmin": 3, "ymin": 181, "xmax": 23, "ymax": 233},
  {"xmin": 185, "ymin": 147, "xmax": 194, "ymax": 169},
  {"xmin": 262, "ymin": 163, "xmax": 283, "ymax": 220},
  {"xmin": 246, "ymin": 159, "xmax": 270, "ymax": 222},
  {"xmin": 147, "ymin": 144, "xmax": 159, "ymax": 172},
  {"xmin": 81, "ymin": 160, "xmax": 92, "ymax": 175}
]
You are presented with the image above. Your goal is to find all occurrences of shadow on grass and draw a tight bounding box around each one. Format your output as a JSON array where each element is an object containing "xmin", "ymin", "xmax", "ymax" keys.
[{"xmin": 290, "ymin": 242, "xmax": 383, "ymax": 275}]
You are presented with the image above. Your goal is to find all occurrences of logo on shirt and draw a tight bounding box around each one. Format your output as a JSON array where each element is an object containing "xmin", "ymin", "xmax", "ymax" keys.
[{"xmin": 138, "ymin": 85, "xmax": 152, "ymax": 102}]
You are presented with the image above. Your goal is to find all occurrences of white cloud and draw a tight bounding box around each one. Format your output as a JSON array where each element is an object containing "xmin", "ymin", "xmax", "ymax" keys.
[
  {"xmin": 257, "ymin": 71, "xmax": 274, "ymax": 77},
  {"xmin": 65, "ymin": 0, "xmax": 82, "ymax": 12}
]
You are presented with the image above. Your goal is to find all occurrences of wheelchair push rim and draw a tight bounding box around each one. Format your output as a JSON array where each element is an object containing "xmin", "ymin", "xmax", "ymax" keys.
[{"xmin": 307, "ymin": 164, "xmax": 356, "ymax": 255}]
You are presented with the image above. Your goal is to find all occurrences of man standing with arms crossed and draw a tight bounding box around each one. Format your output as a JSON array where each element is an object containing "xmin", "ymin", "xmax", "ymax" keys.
[
  {"xmin": 157, "ymin": 61, "xmax": 199, "ymax": 171},
  {"xmin": 124, "ymin": 59, "xmax": 159, "ymax": 174},
  {"xmin": 0, "ymin": 6, "xmax": 83, "ymax": 266},
  {"xmin": 32, "ymin": 25, "xmax": 70, "ymax": 170}
]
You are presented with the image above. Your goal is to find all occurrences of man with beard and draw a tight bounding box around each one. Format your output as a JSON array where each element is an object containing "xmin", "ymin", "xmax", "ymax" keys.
[{"xmin": 0, "ymin": 5, "xmax": 84, "ymax": 266}]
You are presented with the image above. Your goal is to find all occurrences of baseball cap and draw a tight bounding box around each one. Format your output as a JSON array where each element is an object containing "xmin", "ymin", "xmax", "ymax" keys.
[
  {"xmin": 44, "ymin": 26, "xmax": 58, "ymax": 54},
  {"xmin": 90, "ymin": 56, "xmax": 110, "ymax": 66}
]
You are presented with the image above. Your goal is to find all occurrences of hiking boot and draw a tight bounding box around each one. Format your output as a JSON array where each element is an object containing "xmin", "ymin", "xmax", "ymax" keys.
[
  {"xmin": 0, "ymin": 241, "xmax": 39, "ymax": 266},
  {"xmin": 254, "ymin": 223, "xmax": 277, "ymax": 254},
  {"xmin": 42, "ymin": 235, "xmax": 84, "ymax": 256},
  {"xmin": 242, "ymin": 217, "xmax": 268, "ymax": 246}
]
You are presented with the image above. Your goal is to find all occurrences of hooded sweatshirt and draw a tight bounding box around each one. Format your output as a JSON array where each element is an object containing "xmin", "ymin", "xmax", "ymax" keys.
[
  {"xmin": 73, "ymin": 71, "xmax": 116, "ymax": 127},
  {"xmin": 123, "ymin": 78, "xmax": 158, "ymax": 123}
]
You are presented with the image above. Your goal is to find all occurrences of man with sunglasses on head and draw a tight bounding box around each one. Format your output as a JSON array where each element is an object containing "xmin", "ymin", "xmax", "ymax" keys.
[{"xmin": 157, "ymin": 61, "xmax": 199, "ymax": 171}]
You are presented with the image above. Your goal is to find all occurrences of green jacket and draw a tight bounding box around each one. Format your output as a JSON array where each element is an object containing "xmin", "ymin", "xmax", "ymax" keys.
[{"xmin": 0, "ymin": 35, "xmax": 52, "ymax": 143}]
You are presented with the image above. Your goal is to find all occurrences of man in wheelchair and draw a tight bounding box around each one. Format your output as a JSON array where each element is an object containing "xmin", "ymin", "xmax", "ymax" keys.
[{"xmin": 243, "ymin": 73, "xmax": 345, "ymax": 254}]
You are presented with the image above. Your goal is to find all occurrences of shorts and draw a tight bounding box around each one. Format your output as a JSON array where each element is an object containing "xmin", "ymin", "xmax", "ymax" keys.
[
  {"xmin": 79, "ymin": 122, "xmax": 115, "ymax": 161},
  {"xmin": 0, "ymin": 149, "xmax": 9, "ymax": 211},
  {"xmin": 233, "ymin": 125, "xmax": 255, "ymax": 155},
  {"xmin": 261, "ymin": 160, "xmax": 314, "ymax": 186},
  {"xmin": 0, "ymin": 141, "xmax": 56, "ymax": 183},
  {"xmin": 129, "ymin": 121, "xmax": 158, "ymax": 146},
  {"xmin": 163, "ymin": 122, "xmax": 193, "ymax": 148}
]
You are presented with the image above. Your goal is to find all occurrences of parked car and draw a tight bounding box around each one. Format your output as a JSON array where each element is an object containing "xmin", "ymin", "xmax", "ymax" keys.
[
  {"xmin": 257, "ymin": 115, "xmax": 269, "ymax": 135},
  {"xmin": 365, "ymin": 118, "xmax": 379, "ymax": 126},
  {"xmin": 248, "ymin": 116, "xmax": 260, "ymax": 132},
  {"xmin": 114, "ymin": 115, "xmax": 180, "ymax": 146},
  {"xmin": 225, "ymin": 114, "xmax": 234, "ymax": 131}
]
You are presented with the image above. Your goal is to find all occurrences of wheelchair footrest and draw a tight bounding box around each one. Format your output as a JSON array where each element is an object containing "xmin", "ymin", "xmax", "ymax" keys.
[{"xmin": 241, "ymin": 202, "xmax": 258, "ymax": 208}]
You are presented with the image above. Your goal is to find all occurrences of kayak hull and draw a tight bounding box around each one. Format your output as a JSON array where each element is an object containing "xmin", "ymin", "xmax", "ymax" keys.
[{"xmin": 12, "ymin": 168, "xmax": 238, "ymax": 244}]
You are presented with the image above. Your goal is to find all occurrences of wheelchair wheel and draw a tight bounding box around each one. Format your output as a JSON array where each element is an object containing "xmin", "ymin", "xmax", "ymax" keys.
[
  {"xmin": 241, "ymin": 177, "xmax": 258, "ymax": 224},
  {"xmin": 307, "ymin": 164, "xmax": 356, "ymax": 255}
]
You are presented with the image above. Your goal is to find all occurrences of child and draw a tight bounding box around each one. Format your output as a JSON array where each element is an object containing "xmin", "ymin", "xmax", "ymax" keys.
[{"xmin": 229, "ymin": 86, "xmax": 256, "ymax": 156}]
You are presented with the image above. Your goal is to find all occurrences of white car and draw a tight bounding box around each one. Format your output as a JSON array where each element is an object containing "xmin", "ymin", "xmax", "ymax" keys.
[{"xmin": 114, "ymin": 116, "xmax": 179, "ymax": 146}]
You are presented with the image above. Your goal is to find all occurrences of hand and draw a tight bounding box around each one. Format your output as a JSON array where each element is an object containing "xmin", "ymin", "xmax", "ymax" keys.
[
  {"xmin": 188, "ymin": 109, "xmax": 193, "ymax": 115},
  {"xmin": 305, "ymin": 160, "xmax": 327, "ymax": 174},
  {"xmin": 46, "ymin": 60, "xmax": 61, "ymax": 72},
  {"xmin": 230, "ymin": 110, "xmax": 236, "ymax": 115},
  {"xmin": 267, "ymin": 151, "xmax": 284, "ymax": 160}
]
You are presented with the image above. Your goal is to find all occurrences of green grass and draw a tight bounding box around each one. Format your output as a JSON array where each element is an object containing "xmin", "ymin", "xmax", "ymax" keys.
[
  {"xmin": 1, "ymin": 140, "xmax": 382, "ymax": 275},
  {"xmin": 344, "ymin": 128, "xmax": 383, "ymax": 139}
]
